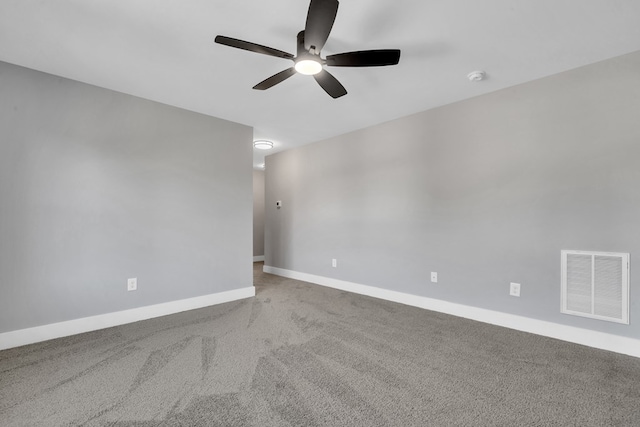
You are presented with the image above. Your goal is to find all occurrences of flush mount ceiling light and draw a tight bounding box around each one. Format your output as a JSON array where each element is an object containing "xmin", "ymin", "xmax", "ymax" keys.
[
  {"xmin": 467, "ymin": 71, "xmax": 486, "ymax": 82},
  {"xmin": 253, "ymin": 140, "xmax": 273, "ymax": 150}
]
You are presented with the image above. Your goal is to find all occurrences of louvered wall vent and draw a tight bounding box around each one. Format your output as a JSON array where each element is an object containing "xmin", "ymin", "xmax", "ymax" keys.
[{"xmin": 561, "ymin": 250, "xmax": 629, "ymax": 324}]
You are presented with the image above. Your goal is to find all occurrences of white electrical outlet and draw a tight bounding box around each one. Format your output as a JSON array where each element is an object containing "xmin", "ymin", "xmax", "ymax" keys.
[
  {"xmin": 332, "ymin": 259, "xmax": 337, "ymax": 268},
  {"xmin": 431, "ymin": 272, "xmax": 438, "ymax": 283},
  {"xmin": 510, "ymin": 282, "xmax": 521, "ymax": 297},
  {"xmin": 127, "ymin": 278, "xmax": 137, "ymax": 291}
]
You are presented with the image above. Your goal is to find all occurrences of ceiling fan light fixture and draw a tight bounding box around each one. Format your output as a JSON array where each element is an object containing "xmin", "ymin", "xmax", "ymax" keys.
[
  {"xmin": 253, "ymin": 140, "xmax": 274, "ymax": 150},
  {"xmin": 215, "ymin": 0, "xmax": 401, "ymax": 98},
  {"xmin": 295, "ymin": 58, "xmax": 322, "ymax": 75}
]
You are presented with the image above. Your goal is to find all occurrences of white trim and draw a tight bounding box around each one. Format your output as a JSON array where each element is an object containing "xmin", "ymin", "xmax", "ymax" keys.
[
  {"xmin": 253, "ymin": 255, "xmax": 265, "ymax": 262},
  {"xmin": 264, "ymin": 265, "xmax": 640, "ymax": 359},
  {"xmin": 0, "ymin": 287, "xmax": 255, "ymax": 351}
]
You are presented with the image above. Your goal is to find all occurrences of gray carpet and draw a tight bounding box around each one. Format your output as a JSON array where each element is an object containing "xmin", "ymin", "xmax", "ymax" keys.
[{"xmin": 1, "ymin": 263, "xmax": 639, "ymax": 426}]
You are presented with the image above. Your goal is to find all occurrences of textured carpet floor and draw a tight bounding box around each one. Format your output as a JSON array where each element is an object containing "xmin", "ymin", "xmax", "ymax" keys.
[{"xmin": 1, "ymin": 263, "xmax": 639, "ymax": 426}]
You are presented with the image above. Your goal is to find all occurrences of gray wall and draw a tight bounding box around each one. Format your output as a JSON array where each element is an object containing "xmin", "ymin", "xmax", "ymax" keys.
[
  {"xmin": 0, "ymin": 61, "xmax": 253, "ymax": 333},
  {"xmin": 253, "ymin": 169, "xmax": 265, "ymax": 257},
  {"xmin": 265, "ymin": 51, "xmax": 640, "ymax": 338}
]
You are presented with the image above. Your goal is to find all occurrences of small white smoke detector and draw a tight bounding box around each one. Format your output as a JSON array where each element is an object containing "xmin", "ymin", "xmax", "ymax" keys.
[{"xmin": 467, "ymin": 71, "xmax": 486, "ymax": 82}]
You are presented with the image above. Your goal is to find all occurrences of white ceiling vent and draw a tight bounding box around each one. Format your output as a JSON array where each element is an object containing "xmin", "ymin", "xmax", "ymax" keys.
[{"xmin": 561, "ymin": 250, "xmax": 629, "ymax": 324}]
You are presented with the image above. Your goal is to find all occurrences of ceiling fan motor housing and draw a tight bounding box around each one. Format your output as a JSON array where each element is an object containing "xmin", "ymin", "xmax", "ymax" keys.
[{"xmin": 295, "ymin": 31, "xmax": 323, "ymax": 74}]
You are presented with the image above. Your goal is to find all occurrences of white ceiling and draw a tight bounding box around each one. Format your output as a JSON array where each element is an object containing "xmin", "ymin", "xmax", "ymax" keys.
[{"xmin": 1, "ymin": 1, "xmax": 640, "ymax": 168}]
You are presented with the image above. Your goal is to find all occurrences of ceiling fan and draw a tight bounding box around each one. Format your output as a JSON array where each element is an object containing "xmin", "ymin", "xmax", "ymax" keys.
[{"xmin": 215, "ymin": 0, "xmax": 401, "ymax": 99}]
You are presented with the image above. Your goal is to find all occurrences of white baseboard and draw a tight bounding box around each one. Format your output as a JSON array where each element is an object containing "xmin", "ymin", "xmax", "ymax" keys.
[
  {"xmin": 264, "ymin": 265, "xmax": 640, "ymax": 359},
  {"xmin": 0, "ymin": 287, "xmax": 255, "ymax": 351},
  {"xmin": 253, "ymin": 255, "xmax": 265, "ymax": 262}
]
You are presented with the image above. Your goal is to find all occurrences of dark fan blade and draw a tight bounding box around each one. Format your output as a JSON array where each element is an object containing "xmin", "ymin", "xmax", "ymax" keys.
[
  {"xmin": 253, "ymin": 67, "xmax": 296, "ymax": 90},
  {"xmin": 326, "ymin": 49, "xmax": 401, "ymax": 67},
  {"xmin": 215, "ymin": 35, "xmax": 294, "ymax": 60},
  {"xmin": 304, "ymin": 0, "xmax": 339, "ymax": 52},
  {"xmin": 313, "ymin": 69, "xmax": 347, "ymax": 98}
]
